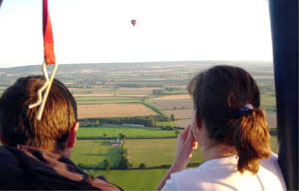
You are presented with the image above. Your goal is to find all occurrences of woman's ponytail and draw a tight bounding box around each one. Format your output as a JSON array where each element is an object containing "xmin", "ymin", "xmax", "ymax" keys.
[
  {"xmin": 188, "ymin": 66, "xmax": 272, "ymax": 174},
  {"xmin": 234, "ymin": 108, "xmax": 271, "ymax": 173}
]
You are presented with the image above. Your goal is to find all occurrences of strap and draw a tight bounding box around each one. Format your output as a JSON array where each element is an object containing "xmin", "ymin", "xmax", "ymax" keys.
[{"xmin": 43, "ymin": 0, "xmax": 55, "ymax": 65}]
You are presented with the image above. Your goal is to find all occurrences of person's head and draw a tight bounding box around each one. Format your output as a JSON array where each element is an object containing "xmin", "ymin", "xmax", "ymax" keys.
[
  {"xmin": 188, "ymin": 65, "xmax": 270, "ymax": 174},
  {"xmin": 0, "ymin": 76, "xmax": 78, "ymax": 156}
]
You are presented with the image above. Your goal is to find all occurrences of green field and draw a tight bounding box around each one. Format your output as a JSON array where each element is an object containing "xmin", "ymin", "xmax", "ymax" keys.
[
  {"xmin": 125, "ymin": 139, "xmax": 203, "ymax": 168},
  {"xmin": 77, "ymin": 127, "xmax": 177, "ymax": 138},
  {"xmin": 0, "ymin": 135, "xmax": 280, "ymax": 191},
  {"xmin": 156, "ymin": 121, "xmax": 177, "ymax": 128},
  {"xmin": 71, "ymin": 140, "xmax": 122, "ymax": 168},
  {"xmin": 71, "ymin": 138, "xmax": 201, "ymax": 169},
  {"xmin": 88, "ymin": 169, "xmax": 168, "ymax": 191},
  {"xmin": 261, "ymin": 94, "xmax": 277, "ymax": 112},
  {"xmin": 71, "ymin": 135, "xmax": 279, "ymax": 190},
  {"xmin": 270, "ymin": 135, "xmax": 278, "ymax": 153},
  {"xmin": 72, "ymin": 135, "xmax": 278, "ymax": 168}
]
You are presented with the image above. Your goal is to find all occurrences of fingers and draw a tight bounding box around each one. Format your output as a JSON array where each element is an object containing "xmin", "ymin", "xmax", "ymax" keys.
[
  {"xmin": 180, "ymin": 125, "xmax": 197, "ymax": 150},
  {"xmin": 185, "ymin": 125, "xmax": 194, "ymax": 144},
  {"xmin": 180, "ymin": 125, "xmax": 191, "ymax": 141}
]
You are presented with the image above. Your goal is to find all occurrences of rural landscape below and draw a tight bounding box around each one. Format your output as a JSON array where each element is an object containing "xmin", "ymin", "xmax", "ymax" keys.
[{"xmin": 0, "ymin": 61, "xmax": 278, "ymax": 190}]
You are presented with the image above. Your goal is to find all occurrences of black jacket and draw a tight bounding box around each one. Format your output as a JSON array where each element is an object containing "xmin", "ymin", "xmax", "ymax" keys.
[{"xmin": 0, "ymin": 145, "xmax": 121, "ymax": 190}]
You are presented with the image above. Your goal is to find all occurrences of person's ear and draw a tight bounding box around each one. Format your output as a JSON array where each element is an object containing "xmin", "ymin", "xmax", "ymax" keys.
[
  {"xmin": 67, "ymin": 122, "xmax": 79, "ymax": 148},
  {"xmin": 192, "ymin": 109, "xmax": 202, "ymax": 129}
]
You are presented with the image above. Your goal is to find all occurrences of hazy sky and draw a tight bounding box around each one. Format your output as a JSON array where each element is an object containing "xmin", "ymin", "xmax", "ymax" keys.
[{"xmin": 0, "ymin": 0, "xmax": 272, "ymax": 68}]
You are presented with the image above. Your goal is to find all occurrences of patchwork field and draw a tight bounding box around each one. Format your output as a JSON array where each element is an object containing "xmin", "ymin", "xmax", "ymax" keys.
[
  {"xmin": 78, "ymin": 104, "xmax": 156, "ymax": 119},
  {"xmin": 75, "ymin": 96, "xmax": 143, "ymax": 105},
  {"xmin": 70, "ymin": 87, "xmax": 154, "ymax": 96},
  {"xmin": 1, "ymin": 62, "xmax": 281, "ymax": 191},
  {"xmin": 174, "ymin": 119, "xmax": 191, "ymax": 128},
  {"xmin": 151, "ymin": 99, "xmax": 193, "ymax": 128},
  {"xmin": 74, "ymin": 93, "xmax": 114, "ymax": 97},
  {"xmin": 151, "ymin": 98, "xmax": 277, "ymax": 128},
  {"xmin": 77, "ymin": 126, "xmax": 177, "ymax": 138},
  {"xmin": 151, "ymin": 99, "xmax": 193, "ymax": 110},
  {"xmin": 152, "ymin": 94, "xmax": 191, "ymax": 101},
  {"xmin": 164, "ymin": 109, "xmax": 192, "ymax": 120},
  {"xmin": 74, "ymin": 93, "xmax": 147, "ymax": 98}
]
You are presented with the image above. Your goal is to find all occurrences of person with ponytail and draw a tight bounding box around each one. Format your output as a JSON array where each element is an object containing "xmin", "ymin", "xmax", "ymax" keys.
[{"xmin": 157, "ymin": 65, "xmax": 286, "ymax": 191}]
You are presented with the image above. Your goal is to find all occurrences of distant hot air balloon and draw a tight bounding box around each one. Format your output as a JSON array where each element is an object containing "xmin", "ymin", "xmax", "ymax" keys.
[{"xmin": 131, "ymin": 19, "xmax": 136, "ymax": 26}]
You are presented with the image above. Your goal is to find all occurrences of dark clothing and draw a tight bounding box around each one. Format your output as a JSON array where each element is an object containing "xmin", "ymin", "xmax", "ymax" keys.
[{"xmin": 0, "ymin": 145, "xmax": 121, "ymax": 190}]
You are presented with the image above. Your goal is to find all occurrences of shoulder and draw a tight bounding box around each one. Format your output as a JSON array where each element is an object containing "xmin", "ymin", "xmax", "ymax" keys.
[
  {"xmin": 163, "ymin": 168, "xmax": 204, "ymax": 191},
  {"xmin": 163, "ymin": 163, "xmax": 222, "ymax": 191},
  {"xmin": 89, "ymin": 175, "xmax": 123, "ymax": 191},
  {"xmin": 258, "ymin": 152, "xmax": 287, "ymax": 190},
  {"xmin": 0, "ymin": 146, "xmax": 23, "ymax": 171},
  {"xmin": 0, "ymin": 146, "xmax": 27, "ymax": 189},
  {"xmin": 260, "ymin": 152, "xmax": 283, "ymax": 176}
]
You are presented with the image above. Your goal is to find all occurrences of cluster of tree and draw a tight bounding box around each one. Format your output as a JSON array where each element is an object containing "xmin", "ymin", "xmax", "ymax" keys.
[
  {"xmin": 172, "ymin": 106, "xmax": 185, "ymax": 110},
  {"xmin": 78, "ymin": 160, "xmax": 201, "ymax": 171},
  {"xmin": 118, "ymin": 148, "xmax": 132, "ymax": 170},
  {"xmin": 103, "ymin": 134, "xmax": 132, "ymax": 170},
  {"xmin": 79, "ymin": 115, "xmax": 170, "ymax": 127}
]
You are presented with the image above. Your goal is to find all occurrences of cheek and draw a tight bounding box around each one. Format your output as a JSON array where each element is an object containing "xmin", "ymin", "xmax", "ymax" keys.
[
  {"xmin": 191, "ymin": 126, "xmax": 198, "ymax": 140},
  {"xmin": 191, "ymin": 111, "xmax": 197, "ymax": 128}
]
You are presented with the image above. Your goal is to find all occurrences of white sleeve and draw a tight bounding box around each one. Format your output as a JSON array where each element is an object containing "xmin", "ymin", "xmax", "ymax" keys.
[{"xmin": 162, "ymin": 177, "xmax": 178, "ymax": 191}]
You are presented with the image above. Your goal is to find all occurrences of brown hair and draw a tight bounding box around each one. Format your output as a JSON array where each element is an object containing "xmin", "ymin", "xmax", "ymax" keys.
[
  {"xmin": 188, "ymin": 65, "xmax": 270, "ymax": 173},
  {"xmin": 0, "ymin": 76, "xmax": 77, "ymax": 151}
]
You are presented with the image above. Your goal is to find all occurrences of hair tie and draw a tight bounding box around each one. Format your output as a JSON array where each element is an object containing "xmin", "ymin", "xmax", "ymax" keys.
[{"xmin": 240, "ymin": 103, "xmax": 254, "ymax": 116}]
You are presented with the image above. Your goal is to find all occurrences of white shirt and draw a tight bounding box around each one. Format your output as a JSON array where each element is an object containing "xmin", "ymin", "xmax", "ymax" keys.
[{"xmin": 163, "ymin": 153, "xmax": 286, "ymax": 191}]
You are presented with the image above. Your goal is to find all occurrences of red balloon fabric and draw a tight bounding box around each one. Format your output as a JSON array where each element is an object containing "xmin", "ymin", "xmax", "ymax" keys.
[{"xmin": 43, "ymin": 0, "xmax": 55, "ymax": 65}]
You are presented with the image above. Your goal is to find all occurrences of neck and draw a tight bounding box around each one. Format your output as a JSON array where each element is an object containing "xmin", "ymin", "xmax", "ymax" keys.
[{"xmin": 202, "ymin": 142, "xmax": 237, "ymax": 161}]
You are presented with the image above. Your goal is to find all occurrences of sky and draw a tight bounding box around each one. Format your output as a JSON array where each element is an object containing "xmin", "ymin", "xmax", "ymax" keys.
[{"xmin": 0, "ymin": 0, "xmax": 273, "ymax": 68}]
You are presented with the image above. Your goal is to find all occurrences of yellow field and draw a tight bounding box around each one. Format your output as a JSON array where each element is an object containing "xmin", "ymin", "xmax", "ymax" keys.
[
  {"xmin": 117, "ymin": 94, "xmax": 147, "ymax": 97},
  {"xmin": 74, "ymin": 94, "xmax": 147, "ymax": 98},
  {"xmin": 74, "ymin": 93, "xmax": 114, "ymax": 97},
  {"xmin": 118, "ymin": 87, "xmax": 163, "ymax": 91},
  {"xmin": 152, "ymin": 94, "xmax": 191, "ymax": 101},
  {"xmin": 78, "ymin": 104, "xmax": 156, "ymax": 119}
]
